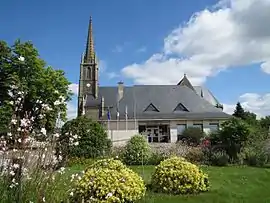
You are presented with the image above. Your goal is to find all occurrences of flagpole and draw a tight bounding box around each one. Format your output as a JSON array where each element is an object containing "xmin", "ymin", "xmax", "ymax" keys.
[
  {"xmin": 117, "ymin": 112, "xmax": 119, "ymax": 131},
  {"xmin": 107, "ymin": 107, "xmax": 112, "ymax": 140},
  {"xmin": 117, "ymin": 98, "xmax": 119, "ymax": 131},
  {"xmin": 125, "ymin": 105, "xmax": 128, "ymax": 131},
  {"xmin": 133, "ymin": 88, "xmax": 137, "ymax": 132}
]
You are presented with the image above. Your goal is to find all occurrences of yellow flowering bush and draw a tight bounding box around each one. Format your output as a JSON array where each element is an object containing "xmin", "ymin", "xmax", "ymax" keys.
[
  {"xmin": 150, "ymin": 156, "xmax": 210, "ymax": 195},
  {"xmin": 70, "ymin": 159, "xmax": 146, "ymax": 202}
]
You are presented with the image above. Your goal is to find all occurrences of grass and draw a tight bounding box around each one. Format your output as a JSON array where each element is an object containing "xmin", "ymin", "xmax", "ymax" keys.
[{"xmin": 68, "ymin": 164, "xmax": 270, "ymax": 203}]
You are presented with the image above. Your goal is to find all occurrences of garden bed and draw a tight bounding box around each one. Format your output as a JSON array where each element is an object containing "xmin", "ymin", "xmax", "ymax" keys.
[{"xmin": 67, "ymin": 165, "xmax": 270, "ymax": 203}]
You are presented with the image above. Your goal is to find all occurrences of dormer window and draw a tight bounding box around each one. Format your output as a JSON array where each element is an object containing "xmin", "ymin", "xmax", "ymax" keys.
[
  {"xmin": 174, "ymin": 103, "xmax": 188, "ymax": 112},
  {"xmin": 144, "ymin": 103, "xmax": 159, "ymax": 112}
]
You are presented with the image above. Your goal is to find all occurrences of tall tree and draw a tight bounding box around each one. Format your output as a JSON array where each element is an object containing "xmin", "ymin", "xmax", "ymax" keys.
[
  {"xmin": 233, "ymin": 102, "xmax": 246, "ymax": 119},
  {"xmin": 243, "ymin": 111, "xmax": 258, "ymax": 125},
  {"xmin": 0, "ymin": 39, "xmax": 72, "ymax": 134},
  {"xmin": 260, "ymin": 116, "xmax": 270, "ymax": 130}
]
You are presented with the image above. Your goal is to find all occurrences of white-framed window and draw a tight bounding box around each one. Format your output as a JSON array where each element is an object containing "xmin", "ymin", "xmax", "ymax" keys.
[
  {"xmin": 193, "ymin": 123, "xmax": 203, "ymax": 131},
  {"xmin": 177, "ymin": 124, "xmax": 187, "ymax": 135},
  {"xmin": 209, "ymin": 123, "xmax": 219, "ymax": 132},
  {"xmin": 177, "ymin": 124, "xmax": 187, "ymax": 141}
]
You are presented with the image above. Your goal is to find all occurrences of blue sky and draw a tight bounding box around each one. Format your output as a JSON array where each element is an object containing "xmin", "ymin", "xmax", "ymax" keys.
[{"xmin": 1, "ymin": 0, "xmax": 270, "ymax": 118}]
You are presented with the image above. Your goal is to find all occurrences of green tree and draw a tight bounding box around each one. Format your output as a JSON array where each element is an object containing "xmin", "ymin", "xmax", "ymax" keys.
[
  {"xmin": 232, "ymin": 102, "xmax": 258, "ymax": 125},
  {"xmin": 181, "ymin": 127, "xmax": 204, "ymax": 145},
  {"xmin": 57, "ymin": 116, "xmax": 112, "ymax": 163},
  {"xmin": 123, "ymin": 134, "xmax": 151, "ymax": 165},
  {"xmin": 0, "ymin": 39, "xmax": 72, "ymax": 134},
  {"xmin": 233, "ymin": 102, "xmax": 246, "ymax": 119},
  {"xmin": 243, "ymin": 111, "xmax": 258, "ymax": 125},
  {"xmin": 260, "ymin": 116, "xmax": 270, "ymax": 130},
  {"xmin": 213, "ymin": 117, "xmax": 251, "ymax": 161}
]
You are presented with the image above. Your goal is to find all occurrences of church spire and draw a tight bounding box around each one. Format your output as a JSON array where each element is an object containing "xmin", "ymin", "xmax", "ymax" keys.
[{"xmin": 84, "ymin": 16, "xmax": 95, "ymax": 63}]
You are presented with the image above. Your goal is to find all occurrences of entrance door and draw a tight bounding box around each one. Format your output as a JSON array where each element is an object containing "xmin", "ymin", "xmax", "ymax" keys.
[{"xmin": 146, "ymin": 126, "xmax": 159, "ymax": 143}]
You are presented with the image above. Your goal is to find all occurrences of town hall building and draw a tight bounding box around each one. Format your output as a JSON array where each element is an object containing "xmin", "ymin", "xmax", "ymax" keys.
[{"xmin": 77, "ymin": 17, "xmax": 231, "ymax": 145}]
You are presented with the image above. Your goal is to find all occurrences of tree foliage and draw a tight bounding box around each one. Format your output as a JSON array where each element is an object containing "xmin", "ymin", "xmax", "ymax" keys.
[
  {"xmin": 0, "ymin": 39, "xmax": 72, "ymax": 133},
  {"xmin": 243, "ymin": 111, "xmax": 258, "ymax": 125},
  {"xmin": 123, "ymin": 134, "xmax": 151, "ymax": 165},
  {"xmin": 181, "ymin": 127, "xmax": 204, "ymax": 145},
  {"xmin": 57, "ymin": 116, "xmax": 112, "ymax": 163},
  {"xmin": 210, "ymin": 117, "xmax": 251, "ymax": 161},
  {"xmin": 260, "ymin": 116, "xmax": 270, "ymax": 131},
  {"xmin": 233, "ymin": 102, "xmax": 246, "ymax": 119}
]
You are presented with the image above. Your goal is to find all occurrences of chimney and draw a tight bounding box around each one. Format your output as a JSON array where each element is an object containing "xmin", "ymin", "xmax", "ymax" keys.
[{"xmin": 117, "ymin": 81, "xmax": 124, "ymax": 102}]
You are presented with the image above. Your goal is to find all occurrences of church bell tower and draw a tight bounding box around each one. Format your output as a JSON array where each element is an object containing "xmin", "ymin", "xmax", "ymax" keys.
[{"xmin": 77, "ymin": 16, "xmax": 99, "ymax": 116}]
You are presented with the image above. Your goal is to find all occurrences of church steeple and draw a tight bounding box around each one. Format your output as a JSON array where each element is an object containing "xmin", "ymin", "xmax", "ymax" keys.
[
  {"xmin": 84, "ymin": 16, "xmax": 95, "ymax": 63},
  {"xmin": 78, "ymin": 16, "xmax": 99, "ymax": 117}
]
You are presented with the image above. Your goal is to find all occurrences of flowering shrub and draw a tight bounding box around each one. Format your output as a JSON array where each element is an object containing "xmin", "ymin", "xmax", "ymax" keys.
[
  {"xmin": 209, "ymin": 117, "xmax": 250, "ymax": 161},
  {"xmin": 181, "ymin": 127, "xmax": 205, "ymax": 146},
  {"xmin": 148, "ymin": 143, "xmax": 196, "ymax": 165},
  {"xmin": 70, "ymin": 159, "xmax": 146, "ymax": 202},
  {"xmin": 210, "ymin": 150, "xmax": 229, "ymax": 166},
  {"xmin": 0, "ymin": 40, "xmax": 72, "ymax": 203},
  {"xmin": 123, "ymin": 135, "xmax": 151, "ymax": 165},
  {"xmin": 239, "ymin": 145, "xmax": 268, "ymax": 167},
  {"xmin": 184, "ymin": 147, "xmax": 204, "ymax": 164},
  {"xmin": 147, "ymin": 151, "xmax": 167, "ymax": 165},
  {"xmin": 56, "ymin": 116, "xmax": 112, "ymax": 164},
  {"xmin": 66, "ymin": 157, "xmax": 96, "ymax": 167},
  {"xmin": 110, "ymin": 145, "xmax": 125, "ymax": 161},
  {"xmin": 150, "ymin": 156, "xmax": 210, "ymax": 194},
  {"xmin": 150, "ymin": 142, "xmax": 190, "ymax": 157}
]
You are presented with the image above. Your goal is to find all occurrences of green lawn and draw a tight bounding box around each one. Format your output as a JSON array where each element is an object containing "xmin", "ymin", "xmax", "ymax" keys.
[{"xmin": 69, "ymin": 165, "xmax": 270, "ymax": 203}]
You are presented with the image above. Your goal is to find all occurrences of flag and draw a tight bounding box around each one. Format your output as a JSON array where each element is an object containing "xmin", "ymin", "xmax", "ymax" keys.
[
  {"xmin": 125, "ymin": 105, "xmax": 128, "ymax": 120},
  {"xmin": 116, "ymin": 108, "xmax": 120, "ymax": 119},
  {"xmin": 125, "ymin": 105, "xmax": 128, "ymax": 131},
  {"xmin": 107, "ymin": 107, "xmax": 111, "ymax": 120}
]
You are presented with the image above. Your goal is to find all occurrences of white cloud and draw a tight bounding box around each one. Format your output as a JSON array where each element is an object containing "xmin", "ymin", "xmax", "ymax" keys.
[
  {"xmin": 99, "ymin": 60, "xmax": 107, "ymax": 73},
  {"xmin": 98, "ymin": 60, "xmax": 120, "ymax": 79},
  {"xmin": 136, "ymin": 46, "xmax": 147, "ymax": 53},
  {"xmin": 223, "ymin": 103, "xmax": 235, "ymax": 115},
  {"xmin": 67, "ymin": 84, "xmax": 78, "ymax": 121},
  {"xmin": 121, "ymin": 0, "xmax": 270, "ymax": 85},
  {"xmin": 66, "ymin": 102, "xmax": 77, "ymax": 120},
  {"xmin": 69, "ymin": 83, "xmax": 78, "ymax": 95},
  {"xmin": 223, "ymin": 92, "xmax": 270, "ymax": 118},
  {"xmin": 112, "ymin": 45, "xmax": 123, "ymax": 53},
  {"xmin": 261, "ymin": 61, "xmax": 270, "ymax": 74},
  {"xmin": 107, "ymin": 72, "xmax": 119, "ymax": 79}
]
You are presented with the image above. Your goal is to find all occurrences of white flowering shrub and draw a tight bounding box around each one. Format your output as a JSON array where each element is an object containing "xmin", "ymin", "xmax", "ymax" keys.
[
  {"xmin": 70, "ymin": 159, "xmax": 146, "ymax": 202},
  {"xmin": 0, "ymin": 40, "xmax": 72, "ymax": 202},
  {"xmin": 123, "ymin": 134, "xmax": 151, "ymax": 165},
  {"xmin": 57, "ymin": 116, "xmax": 112, "ymax": 164},
  {"xmin": 148, "ymin": 142, "xmax": 191, "ymax": 165}
]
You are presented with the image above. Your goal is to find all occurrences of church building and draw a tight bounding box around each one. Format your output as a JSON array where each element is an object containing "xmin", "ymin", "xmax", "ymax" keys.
[{"xmin": 77, "ymin": 17, "xmax": 231, "ymax": 145}]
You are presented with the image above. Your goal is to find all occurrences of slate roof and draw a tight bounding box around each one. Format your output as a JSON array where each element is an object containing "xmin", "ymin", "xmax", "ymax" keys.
[
  {"xmin": 193, "ymin": 86, "xmax": 221, "ymax": 107},
  {"xmin": 85, "ymin": 85, "xmax": 230, "ymax": 120},
  {"xmin": 177, "ymin": 74, "xmax": 196, "ymax": 91}
]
